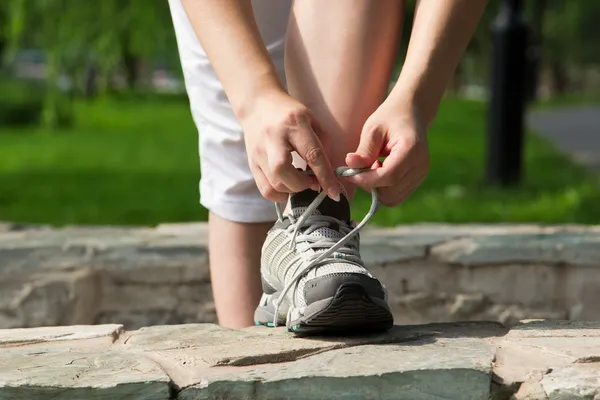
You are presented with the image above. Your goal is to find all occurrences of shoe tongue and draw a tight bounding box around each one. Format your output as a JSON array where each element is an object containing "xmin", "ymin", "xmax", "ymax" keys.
[{"xmin": 290, "ymin": 189, "xmax": 351, "ymax": 223}]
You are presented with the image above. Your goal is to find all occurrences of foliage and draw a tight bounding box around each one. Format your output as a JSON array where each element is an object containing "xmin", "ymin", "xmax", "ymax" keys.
[
  {"xmin": 1, "ymin": 0, "xmax": 599, "ymax": 129},
  {"xmin": 1, "ymin": 96, "xmax": 599, "ymax": 226},
  {"xmin": 541, "ymin": 0, "xmax": 600, "ymax": 66},
  {"xmin": 4, "ymin": 0, "xmax": 176, "ymax": 74},
  {"xmin": 0, "ymin": 78, "xmax": 42, "ymax": 127},
  {"xmin": 1, "ymin": 0, "xmax": 177, "ymax": 128},
  {"xmin": 0, "ymin": 76, "xmax": 73, "ymax": 128}
]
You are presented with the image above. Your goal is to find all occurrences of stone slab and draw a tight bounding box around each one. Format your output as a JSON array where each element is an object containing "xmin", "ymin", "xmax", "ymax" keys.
[
  {"xmin": 0, "ymin": 349, "xmax": 170, "ymax": 399},
  {"xmin": 122, "ymin": 322, "xmax": 504, "ymax": 399},
  {"xmin": 0, "ymin": 324, "xmax": 123, "ymax": 346},
  {"xmin": 432, "ymin": 232, "xmax": 600, "ymax": 266},
  {"xmin": 179, "ymin": 333, "xmax": 499, "ymax": 400},
  {"xmin": 3, "ymin": 222, "xmax": 600, "ymax": 331},
  {"xmin": 124, "ymin": 323, "xmax": 432, "ymax": 367},
  {"xmin": 541, "ymin": 364, "xmax": 600, "ymax": 400},
  {"xmin": 493, "ymin": 320, "xmax": 600, "ymax": 399},
  {"xmin": 0, "ymin": 226, "xmax": 209, "ymax": 277},
  {"xmin": 0, "ymin": 320, "xmax": 598, "ymax": 399}
]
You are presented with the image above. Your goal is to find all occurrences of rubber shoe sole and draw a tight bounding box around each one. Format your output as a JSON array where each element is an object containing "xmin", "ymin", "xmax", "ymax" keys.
[{"xmin": 255, "ymin": 283, "xmax": 393, "ymax": 336}]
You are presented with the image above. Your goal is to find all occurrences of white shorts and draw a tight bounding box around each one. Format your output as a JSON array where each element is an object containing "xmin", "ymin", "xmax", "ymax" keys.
[{"xmin": 168, "ymin": 0, "xmax": 292, "ymax": 223}]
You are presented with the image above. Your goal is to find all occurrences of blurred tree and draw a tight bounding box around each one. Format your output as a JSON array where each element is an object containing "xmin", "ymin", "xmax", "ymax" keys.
[
  {"xmin": 539, "ymin": 0, "xmax": 600, "ymax": 95},
  {"xmin": 541, "ymin": 1, "xmax": 578, "ymax": 94},
  {"xmin": 398, "ymin": 1, "xmax": 499, "ymax": 93},
  {"xmin": 3, "ymin": 0, "xmax": 177, "ymax": 128},
  {"xmin": 400, "ymin": 1, "xmax": 599, "ymax": 98},
  {"xmin": 3, "ymin": 0, "xmax": 599, "ymax": 120},
  {"xmin": 459, "ymin": 1, "xmax": 499, "ymax": 91},
  {"xmin": 525, "ymin": 0, "xmax": 547, "ymax": 101}
]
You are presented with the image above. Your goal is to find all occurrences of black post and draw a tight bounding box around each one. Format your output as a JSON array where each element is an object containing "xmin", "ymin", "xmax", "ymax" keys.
[{"xmin": 485, "ymin": 0, "xmax": 529, "ymax": 186}]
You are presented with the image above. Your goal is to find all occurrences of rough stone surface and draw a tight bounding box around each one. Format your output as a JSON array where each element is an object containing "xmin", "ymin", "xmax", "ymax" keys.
[
  {"xmin": 174, "ymin": 322, "xmax": 502, "ymax": 400},
  {"xmin": 493, "ymin": 320, "xmax": 600, "ymax": 399},
  {"xmin": 0, "ymin": 324, "xmax": 170, "ymax": 399},
  {"xmin": 3, "ymin": 223, "xmax": 600, "ymax": 329},
  {"xmin": 0, "ymin": 320, "xmax": 598, "ymax": 399},
  {"xmin": 0, "ymin": 324, "xmax": 123, "ymax": 346},
  {"xmin": 0, "ymin": 350, "xmax": 170, "ymax": 399},
  {"xmin": 0, "ymin": 223, "xmax": 212, "ymax": 329}
]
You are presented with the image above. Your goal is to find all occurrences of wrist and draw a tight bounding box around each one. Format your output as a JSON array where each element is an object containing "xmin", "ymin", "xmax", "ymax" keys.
[
  {"xmin": 233, "ymin": 71, "xmax": 287, "ymax": 123},
  {"xmin": 383, "ymin": 90, "xmax": 428, "ymax": 127},
  {"xmin": 387, "ymin": 74, "xmax": 444, "ymax": 129}
]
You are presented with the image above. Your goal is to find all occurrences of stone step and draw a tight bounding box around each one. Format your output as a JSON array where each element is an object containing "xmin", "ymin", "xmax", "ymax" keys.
[
  {"xmin": 0, "ymin": 320, "xmax": 598, "ymax": 399},
  {"xmin": 2, "ymin": 223, "xmax": 600, "ymax": 330}
]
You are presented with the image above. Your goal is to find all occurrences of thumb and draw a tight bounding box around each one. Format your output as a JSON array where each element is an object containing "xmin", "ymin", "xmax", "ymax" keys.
[{"xmin": 345, "ymin": 125, "xmax": 385, "ymax": 169}]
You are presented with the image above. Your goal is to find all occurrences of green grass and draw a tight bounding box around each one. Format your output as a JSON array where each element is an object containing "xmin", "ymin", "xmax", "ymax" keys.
[
  {"xmin": 0, "ymin": 95, "xmax": 204, "ymax": 225},
  {"xmin": 1, "ymin": 94, "xmax": 600, "ymax": 226}
]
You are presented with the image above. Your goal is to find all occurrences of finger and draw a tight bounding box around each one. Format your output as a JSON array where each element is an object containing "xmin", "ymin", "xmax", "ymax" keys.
[
  {"xmin": 253, "ymin": 165, "xmax": 288, "ymax": 203},
  {"xmin": 265, "ymin": 140, "xmax": 314, "ymax": 193},
  {"xmin": 347, "ymin": 144, "xmax": 411, "ymax": 189},
  {"xmin": 288, "ymin": 116, "xmax": 340, "ymax": 201},
  {"xmin": 379, "ymin": 184, "xmax": 417, "ymax": 207},
  {"xmin": 345, "ymin": 124, "xmax": 386, "ymax": 169},
  {"xmin": 378, "ymin": 171, "xmax": 426, "ymax": 207},
  {"xmin": 340, "ymin": 159, "xmax": 381, "ymax": 187},
  {"xmin": 264, "ymin": 172, "xmax": 294, "ymax": 194}
]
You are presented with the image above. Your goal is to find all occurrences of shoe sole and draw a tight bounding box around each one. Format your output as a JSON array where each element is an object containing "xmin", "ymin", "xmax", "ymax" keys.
[
  {"xmin": 289, "ymin": 282, "xmax": 393, "ymax": 335},
  {"xmin": 255, "ymin": 282, "xmax": 393, "ymax": 335}
]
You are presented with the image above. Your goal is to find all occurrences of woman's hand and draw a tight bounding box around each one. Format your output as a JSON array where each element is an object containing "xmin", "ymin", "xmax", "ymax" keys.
[
  {"xmin": 345, "ymin": 103, "xmax": 429, "ymax": 207},
  {"xmin": 242, "ymin": 91, "xmax": 340, "ymax": 203}
]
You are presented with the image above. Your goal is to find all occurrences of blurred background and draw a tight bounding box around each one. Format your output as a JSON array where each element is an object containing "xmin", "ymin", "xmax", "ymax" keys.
[{"xmin": 1, "ymin": 0, "xmax": 599, "ymax": 228}]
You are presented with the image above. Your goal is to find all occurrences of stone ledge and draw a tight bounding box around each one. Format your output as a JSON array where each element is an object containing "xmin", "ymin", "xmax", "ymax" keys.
[
  {"xmin": 0, "ymin": 320, "xmax": 598, "ymax": 399},
  {"xmin": 2, "ymin": 222, "xmax": 600, "ymax": 329}
]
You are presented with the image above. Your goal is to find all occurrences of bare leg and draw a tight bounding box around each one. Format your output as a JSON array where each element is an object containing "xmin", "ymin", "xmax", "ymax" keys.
[
  {"xmin": 208, "ymin": 212, "xmax": 273, "ymax": 328},
  {"xmin": 286, "ymin": 0, "xmax": 404, "ymax": 198}
]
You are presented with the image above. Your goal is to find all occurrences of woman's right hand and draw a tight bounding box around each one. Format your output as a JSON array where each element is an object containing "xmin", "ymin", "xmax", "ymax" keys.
[{"xmin": 241, "ymin": 91, "xmax": 340, "ymax": 203}]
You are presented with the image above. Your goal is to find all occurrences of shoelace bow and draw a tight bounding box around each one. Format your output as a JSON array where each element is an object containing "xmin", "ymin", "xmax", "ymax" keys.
[{"xmin": 272, "ymin": 166, "xmax": 380, "ymax": 327}]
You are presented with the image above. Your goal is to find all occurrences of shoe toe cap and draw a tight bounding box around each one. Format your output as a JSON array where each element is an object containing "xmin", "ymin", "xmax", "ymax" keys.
[{"xmin": 303, "ymin": 273, "xmax": 385, "ymax": 304}]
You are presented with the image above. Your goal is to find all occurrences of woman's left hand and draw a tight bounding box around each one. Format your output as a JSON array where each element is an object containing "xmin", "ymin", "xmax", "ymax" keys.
[{"xmin": 344, "ymin": 103, "xmax": 430, "ymax": 207}]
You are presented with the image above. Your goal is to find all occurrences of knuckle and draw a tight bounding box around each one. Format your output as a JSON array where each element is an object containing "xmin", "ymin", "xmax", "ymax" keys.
[
  {"xmin": 362, "ymin": 124, "xmax": 376, "ymax": 136},
  {"xmin": 255, "ymin": 179, "xmax": 273, "ymax": 196},
  {"xmin": 399, "ymin": 135, "xmax": 417, "ymax": 149},
  {"xmin": 263, "ymin": 126, "xmax": 278, "ymax": 139},
  {"xmin": 380, "ymin": 196, "xmax": 399, "ymax": 207},
  {"xmin": 278, "ymin": 111, "xmax": 297, "ymax": 130},
  {"xmin": 256, "ymin": 181, "xmax": 269, "ymax": 195},
  {"xmin": 271, "ymin": 181, "xmax": 288, "ymax": 192},
  {"xmin": 364, "ymin": 124, "xmax": 384, "ymax": 139},
  {"xmin": 262, "ymin": 186, "xmax": 279, "ymax": 200},
  {"xmin": 271, "ymin": 158, "xmax": 288, "ymax": 175},
  {"xmin": 304, "ymin": 146, "xmax": 324, "ymax": 165},
  {"xmin": 282, "ymin": 107, "xmax": 309, "ymax": 128},
  {"xmin": 252, "ymin": 144, "xmax": 265, "ymax": 157}
]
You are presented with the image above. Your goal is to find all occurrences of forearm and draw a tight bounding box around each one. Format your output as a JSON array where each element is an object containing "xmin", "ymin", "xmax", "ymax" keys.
[
  {"xmin": 180, "ymin": 0, "xmax": 285, "ymax": 120},
  {"xmin": 389, "ymin": 0, "xmax": 487, "ymax": 126}
]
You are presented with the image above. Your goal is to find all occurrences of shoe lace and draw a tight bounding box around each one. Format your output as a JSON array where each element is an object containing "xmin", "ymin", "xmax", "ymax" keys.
[{"xmin": 271, "ymin": 167, "xmax": 380, "ymax": 327}]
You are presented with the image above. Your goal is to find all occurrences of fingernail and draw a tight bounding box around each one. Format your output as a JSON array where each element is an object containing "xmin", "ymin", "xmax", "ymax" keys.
[{"xmin": 328, "ymin": 190, "xmax": 340, "ymax": 202}]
